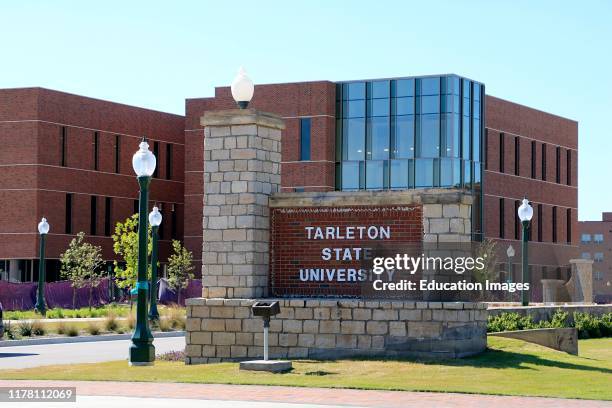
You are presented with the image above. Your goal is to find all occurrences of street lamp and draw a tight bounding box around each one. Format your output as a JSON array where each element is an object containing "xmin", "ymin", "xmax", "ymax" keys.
[
  {"xmin": 129, "ymin": 138, "xmax": 156, "ymax": 366},
  {"xmin": 231, "ymin": 67, "xmax": 254, "ymax": 109},
  {"xmin": 506, "ymin": 244, "xmax": 515, "ymax": 302},
  {"xmin": 35, "ymin": 217, "xmax": 49, "ymax": 316},
  {"xmin": 517, "ymin": 198, "xmax": 533, "ymax": 306},
  {"xmin": 148, "ymin": 206, "xmax": 162, "ymax": 321}
]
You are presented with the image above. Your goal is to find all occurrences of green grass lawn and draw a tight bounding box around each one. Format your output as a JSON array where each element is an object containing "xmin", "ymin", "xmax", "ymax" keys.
[{"xmin": 0, "ymin": 337, "xmax": 610, "ymax": 400}]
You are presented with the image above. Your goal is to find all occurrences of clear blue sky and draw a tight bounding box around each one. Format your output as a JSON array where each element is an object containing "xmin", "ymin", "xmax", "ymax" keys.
[{"xmin": 2, "ymin": 1, "xmax": 610, "ymax": 220}]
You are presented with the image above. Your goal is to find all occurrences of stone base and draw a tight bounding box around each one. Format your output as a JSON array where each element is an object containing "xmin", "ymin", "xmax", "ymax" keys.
[
  {"xmin": 239, "ymin": 360, "xmax": 292, "ymax": 372},
  {"xmin": 185, "ymin": 298, "xmax": 488, "ymax": 363}
]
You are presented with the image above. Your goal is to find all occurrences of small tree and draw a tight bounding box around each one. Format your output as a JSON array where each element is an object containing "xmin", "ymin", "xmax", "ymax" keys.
[
  {"xmin": 111, "ymin": 214, "xmax": 152, "ymax": 289},
  {"xmin": 167, "ymin": 240, "xmax": 195, "ymax": 305},
  {"xmin": 60, "ymin": 232, "xmax": 105, "ymax": 308}
]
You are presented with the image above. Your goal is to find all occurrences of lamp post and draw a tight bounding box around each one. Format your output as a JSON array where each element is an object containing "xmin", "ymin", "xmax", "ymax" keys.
[
  {"xmin": 506, "ymin": 244, "xmax": 515, "ymax": 302},
  {"xmin": 517, "ymin": 198, "xmax": 533, "ymax": 306},
  {"xmin": 129, "ymin": 138, "xmax": 156, "ymax": 366},
  {"xmin": 35, "ymin": 217, "xmax": 49, "ymax": 316},
  {"xmin": 148, "ymin": 206, "xmax": 162, "ymax": 321},
  {"xmin": 231, "ymin": 67, "xmax": 254, "ymax": 109}
]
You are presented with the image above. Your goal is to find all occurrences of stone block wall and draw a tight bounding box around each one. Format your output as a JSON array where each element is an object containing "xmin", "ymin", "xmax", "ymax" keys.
[
  {"xmin": 185, "ymin": 298, "xmax": 488, "ymax": 363},
  {"xmin": 200, "ymin": 109, "xmax": 284, "ymax": 299}
]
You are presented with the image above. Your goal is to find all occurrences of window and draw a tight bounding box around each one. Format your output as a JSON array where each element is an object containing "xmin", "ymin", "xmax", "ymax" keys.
[
  {"xmin": 581, "ymin": 252, "xmax": 591, "ymax": 259},
  {"xmin": 552, "ymin": 206, "xmax": 557, "ymax": 243},
  {"xmin": 581, "ymin": 234, "xmax": 592, "ymax": 243},
  {"xmin": 171, "ymin": 204, "xmax": 177, "ymax": 239},
  {"xmin": 153, "ymin": 141, "xmax": 160, "ymax": 178},
  {"xmin": 114, "ymin": 135, "xmax": 121, "ymax": 173},
  {"xmin": 514, "ymin": 136, "xmax": 520, "ymax": 176},
  {"xmin": 556, "ymin": 146, "xmax": 561, "ymax": 183},
  {"xmin": 65, "ymin": 193, "xmax": 73, "ymax": 234},
  {"xmin": 390, "ymin": 159, "xmax": 411, "ymax": 189},
  {"xmin": 157, "ymin": 203, "xmax": 164, "ymax": 239},
  {"xmin": 417, "ymin": 114, "xmax": 439, "ymax": 158},
  {"xmin": 566, "ymin": 208, "xmax": 571, "ymax": 244},
  {"xmin": 166, "ymin": 144, "xmax": 173, "ymax": 180},
  {"xmin": 594, "ymin": 252, "xmax": 604, "ymax": 262},
  {"xmin": 594, "ymin": 234, "xmax": 604, "ymax": 243},
  {"xmin": 499, "ymin": 133, "xmax": 505, "ymax": 173},
  {"xmin": 90, "ymin": 196, "xmax": 97, "ymax": 235},
  {"xmin": 104, "ymin": 197, "xmax": 112, "ymax": 236},
  {"xmin": 93, "ymin": 131, "xmax": 99, "ymax": 171},
  {"xmin": 133, "ymin": 200, "xmax": 139, "ymax": 215},
  {"xmin": 287, "ymin": 125, "xmax": 309, "ymax": 163},
  {"xmin": 514, "ymin": 200, "xmax": 520, "ymax": 240},
  {"xmin": 541, "ymin": 143, "xmax": 547, "ymax": 181},
  {"xmin": 566, "ymin": 150, "xmax": 572, "ymax": 185},
  {"xmin": 60, "ymin": 127, "xmax": 67, "ymax": 167},
  {"xmin": 499, "ymin": 198, "xmax": 505, "ymax": 238},
  {"xmin": 594, "ymin": 271, "xmax": 604, "ymax": 281},
  {"xmin": 537, "ymin": 204, "xmax": 543, "ymax": 242},
  {"xmin": 531, "ymin": 141, "xmax": 536, "ymax": 179},
  {"xmin": 394, "ymin": 115, "xmax": 415, "ymax": 158},
  {"xmin": 366, "ymin": 160, "xmax": 385, "ymax": 190}
]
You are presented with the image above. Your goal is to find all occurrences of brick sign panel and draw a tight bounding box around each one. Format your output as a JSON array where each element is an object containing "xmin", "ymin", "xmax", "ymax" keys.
[{"xmin": 270, "ymin": 205, "xmax": 423, "ymax": 297}]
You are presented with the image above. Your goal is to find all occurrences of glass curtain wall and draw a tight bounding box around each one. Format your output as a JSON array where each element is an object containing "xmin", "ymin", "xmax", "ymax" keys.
[{"xmin": 335, "ymin": 74, "xmax": 484, "ymax": 238}]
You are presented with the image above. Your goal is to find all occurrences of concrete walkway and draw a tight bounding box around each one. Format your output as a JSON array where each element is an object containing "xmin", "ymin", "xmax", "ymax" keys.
[{"xmin": 0, "ymin": 380, "xmax": 608, "ymax": 408}]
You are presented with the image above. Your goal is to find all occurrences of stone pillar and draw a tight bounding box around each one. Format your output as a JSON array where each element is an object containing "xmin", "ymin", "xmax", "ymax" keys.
[
  {"xmin": 566, "ymin": 259, "xmax": 594, "ymax": 304},
  {"xmin": 541, "ymin": 279, "xmax": 565, "ymax": 304},
  {"xmin": 200, "ymin": 109, "xmax": 284, "ymax": 299}
]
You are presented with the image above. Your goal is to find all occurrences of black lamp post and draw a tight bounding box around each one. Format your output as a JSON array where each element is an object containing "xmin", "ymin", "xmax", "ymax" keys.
[
  {"xmin": 35, "ymin": 217, "xmax": 49, "ymax": 316},
  {"xmin": 148, "ymin": 206, "xmax": 162, "ymax": 321},
  {"xmin": 517, "ymin": 198, "xmax": 533, "ymax": 307},
  {"xmin": 129, "ymin": 138, "xmax": 156, "ymax": 366}
]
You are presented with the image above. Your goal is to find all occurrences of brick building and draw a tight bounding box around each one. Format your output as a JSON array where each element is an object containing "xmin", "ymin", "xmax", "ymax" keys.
[
  {"xmin": 0, "ymin": 75, "xmax": 579, "ymax": 302},
  {"xmin": 579, "ymin": 213, "xmax": 612, "ymax": 303},
  {"xmin": 0, "ymin": 87, "xmax": 184, "ymax": 282}
]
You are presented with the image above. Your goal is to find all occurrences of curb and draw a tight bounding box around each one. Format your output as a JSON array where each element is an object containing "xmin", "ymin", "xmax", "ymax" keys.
[{"xmin": 0, "ymin": 331, "xmax": 185, "ymax": 347}]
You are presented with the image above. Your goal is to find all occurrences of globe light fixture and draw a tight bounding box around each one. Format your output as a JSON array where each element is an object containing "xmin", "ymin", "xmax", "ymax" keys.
[
  {"xmin": 35, "ymin": 217, "xmax": 49, "ymax": 316},
  {"xmin": 129, "ymin": 138, "xmax": 156, "ymax": 366},
  {"xmin": 132, "ymin": 139, "xmax": 157, "ymax": 177},
  {"xmin": 148, "ymin": 206, "xmax": 162, "ymax": 321},
  {"xmin": 517, "ymin": 198, "xmax": 533, "ymax": 306},
  {"xmin": 231, "ymin": 67, "xmax": 254, "ymax": 109},
  {"xmin": 506, "ymin": 244, "xmax": 515, "ymax": 258}
]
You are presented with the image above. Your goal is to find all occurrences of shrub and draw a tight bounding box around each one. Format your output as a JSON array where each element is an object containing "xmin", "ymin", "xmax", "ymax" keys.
[
  {"xmin": 4, "ymin": 322, "xmax": 18, "ymax": 340},
  {"xmin": 158, "ymin": 318, "xmax": 172, "ymax": 332},
  {"xmin": 104, "ymin": 313, "xmax": 119, "ymax": 332},
  {"xmin": 66, "ymin": 325, "xmax": 79, "ymax": 337},
  {"xmin": 157, "ymin": 350, "xmax": 185, "ymax": 361},
  {"xmin": 487, "ymin": 312, "xmax": 536, "ymax": 332},
  {"xmin": 126, "ymin": 314, "xmax": 136, "ymax": 330},
  {"xmin": 56, "ymin": 322, "xmax": 67, "ymax": 335},
  {"xmin": 163, "ymin": 306, "xmax": 186, "ymax": 330},
  {"xmin": 86, "ymin": 323, "xmax": 101, "ymax": 336},
  {"xmin": 601, "ymin": 313, "xmax": 612, "ymax": 337},
  {"xmin": 46, "ymin": 308, "xmax": 65, "ymax": 319},
  {"xmin": 31, "ymin": 320, "xmax": 46, "ymax": 336},
  {"xmin": 18, "ymin": 321, "xmax": 33, "ymax": 337},
  {"xmin": 574, "ymin": 312, "xmax": 601, "ymax": 339}
]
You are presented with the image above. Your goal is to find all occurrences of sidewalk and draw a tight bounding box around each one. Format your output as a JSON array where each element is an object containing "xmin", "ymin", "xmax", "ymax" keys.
[{"xmin": 0, "ymin": 380, "xmax": 608, "ymax": 408}]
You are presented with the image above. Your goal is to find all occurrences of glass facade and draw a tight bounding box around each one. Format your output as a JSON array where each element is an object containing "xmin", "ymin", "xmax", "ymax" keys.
[{"xmin": 335, "ymin": 74, "xmax": 484, "ymax": 239}]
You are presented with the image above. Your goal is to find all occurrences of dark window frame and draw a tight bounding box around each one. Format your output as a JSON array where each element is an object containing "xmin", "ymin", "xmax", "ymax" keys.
[
  {"xmin": 165, "ymin": 144, "xmax": 173, "ymax": 180},
  {"xmin": 60, "ymin": 126, "xmax": 67, "ymax": 167},
  {"xmin": 514, "ymin": 136, "xmax": 520, "ymax": 176},
  {"xmin": 566, "ymin": 208, "xmax": 572, "ymax": 244},
  {"xmin": 153, "ymin": 141, "xmax": 160, "ymax": 178},
  {"xmin": 90, "ymin": 195, "xmax": 97, "ymax": 235},
  {"xmin": 299, "ymin": 118, "xmax": 312, "ymax": 161},
  {"xmin": 171, "ymin": 204, "xmax": 178, "ymax": 239},
  {"xmin": 93, "ymin": 131, "xmax": 99, "ymax": 171},
  {"xmin": 537, "ymin": 204, "xmax": 543, "ymax": 242},
  {"xmin": 65, "ymin": 193, "xmax": 73, "ymax": 234},
  {"xmin": 484, "ymin": 129, "xmax": 488, "ymax": 170},
  {"xmin": 514, "ymin": 200, "xmax": 520, "ymax": 240},
  {"xmin": 104, "ymin": 197, "xmax": 112, "ymax": 237},
  {"xmin": 541, "ymin": 143, "xmax": 547, "ymax": 181},
  {"xmin": 566, "ymin": 149, "xmax": 572, "ymax": 185},
  {"xmin": 499, "ymin": 133, "xmax": 505, "ymax": 173},
  {"xmin": 114, "ymin": 135, "xmax": 121, "ymax": 174}
]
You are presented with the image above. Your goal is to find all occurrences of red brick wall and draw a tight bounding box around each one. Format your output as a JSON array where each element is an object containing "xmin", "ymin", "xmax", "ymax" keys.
[
  {"xmin": 270, "ymin": 205, "xmax": 423, "ymax": 297},
  {"xmin": 0, "ymin": 88, "xmax": 185, "ymax": 264}
]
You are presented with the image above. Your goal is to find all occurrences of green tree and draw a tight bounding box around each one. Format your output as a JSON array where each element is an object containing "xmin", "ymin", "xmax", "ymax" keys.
[
  {"xmin": 167, "ymin": 240, "xmax": 195, "ymax": 305},
  {"xmin": 60, "ymin": 232, "xmax": 105, "ymax": 308},
  {"xmin": 111, "ymin": 214, "xmax": 152, "ymax": 289}
]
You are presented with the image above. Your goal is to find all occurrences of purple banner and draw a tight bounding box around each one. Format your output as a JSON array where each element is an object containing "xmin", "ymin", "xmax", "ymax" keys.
[{"xmin": 158, "ymin": 278, "xmax": 202, "ymax": 306}]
